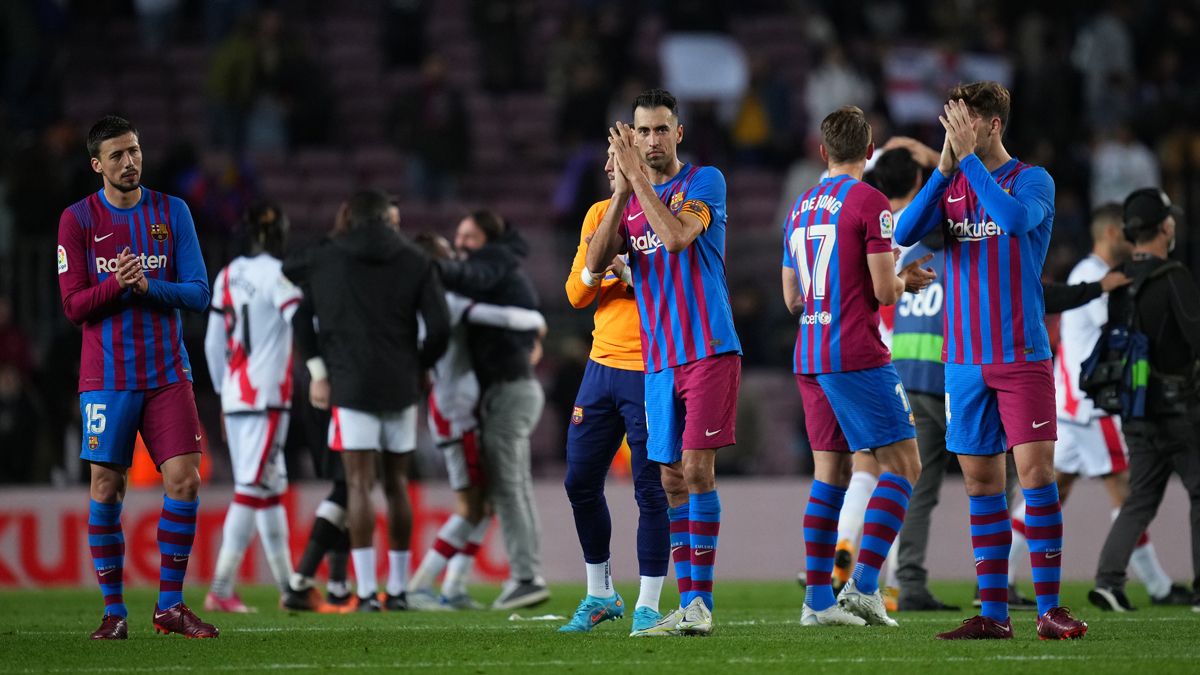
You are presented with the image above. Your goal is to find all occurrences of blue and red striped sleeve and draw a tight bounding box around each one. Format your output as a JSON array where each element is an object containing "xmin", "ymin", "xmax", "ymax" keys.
[
  {"xmin": 894, "ymin": 168, "xmax": 950, "ymax": 247},
  {"xmin": 958, "ymin": 154, "xmax": 1054, "ymax": 237},
  {"xmin": 58, "ymin": 206, "xmax": 124, "ymax": 325}
]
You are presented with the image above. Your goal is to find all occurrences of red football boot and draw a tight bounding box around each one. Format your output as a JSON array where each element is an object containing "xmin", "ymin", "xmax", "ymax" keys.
[
  {"xmin": 90, "ymin": 615, "xmax": 128, "ymax": 640},
  {"xmin": 1036, "ymin": 607, "xmax": 1088, "ymax": 640},
  {"xmin": 153, "ymin": 603, "xmax": 220, "ymax": 638},
  {"xmin": 936, "ymin": 615, "xmax": 1014, "ymax": 640}
]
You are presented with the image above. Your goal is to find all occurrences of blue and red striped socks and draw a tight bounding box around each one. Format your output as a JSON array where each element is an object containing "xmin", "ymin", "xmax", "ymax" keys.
[
  {"xmin": 969, "ymin": 493, "xmax": 1011, "ymax": 622},
  {"xmin": 157, "ymin": 495, "xmax": 199, "ymax": 610},
  {"xmin": 852, "ymin": 472, "xmax": 912, "ymax": 594},
  {"xmin": 88, "ymin": 500, "xmax": 126, "ymax": 618},
  {"xmin": 1023, "ymin": 483, "xmax": 1063, "ymax": 616},
  {"xmin": 688, "ymin": 490, "xmax": 721, "ymax": 610},
  {"xmin": 668, "ymin": 504, "xmax": 692, "ymax": 606},
  {"xmin": 803, "ymin": 480, "xmax": 846, "ymax": 611}
]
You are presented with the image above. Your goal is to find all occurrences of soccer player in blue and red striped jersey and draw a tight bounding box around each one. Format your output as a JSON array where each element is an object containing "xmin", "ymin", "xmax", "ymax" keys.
[
  {"xmin": 785, "ymin": 106, "xmax": 931, "ymax": 628},
  {"xmin": 894, "ymin": 81, "xmax": 1088, "ymax": 640},
  {"xmin": 586, "ymin": 88, "xmax": 741, "ymax": 636},
  {"xmin": 58, "ymin": 116, "xmax": 217, "ymax": 640}
]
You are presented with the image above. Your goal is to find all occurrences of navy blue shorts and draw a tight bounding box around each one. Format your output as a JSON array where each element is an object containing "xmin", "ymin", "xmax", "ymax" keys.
[{"xmin": 567, "ymin": 359, "xmax": 647, "ymax": 466}]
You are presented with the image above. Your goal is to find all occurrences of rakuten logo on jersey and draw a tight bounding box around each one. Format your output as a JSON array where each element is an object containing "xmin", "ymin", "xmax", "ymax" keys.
[
  {"xmin": 799, "ymin": 311, "xmax": 832, "ymax": 326},
  {"xmin": 946, "ymin": 218, "xmax": 1005, "ymax": 241},
  {"xmin": 629, "ymin": 231, "xmax": 663, "ymax": 253},
  {"xmin": 95, "ymin": 253, "xmax": 167, "ymax": 273}
]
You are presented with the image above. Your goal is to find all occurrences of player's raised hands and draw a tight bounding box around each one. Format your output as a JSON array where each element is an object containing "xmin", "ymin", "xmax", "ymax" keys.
[
  {"xmin": 883, "ymin": 136, "xmax": 940, "ymax": 169},
  {"xmin": 608, "ymin": 122, "xmax": 643, "ymax": 188},
  {"xmin": 940, "ymin": 99, "xmax": 978, "ymax": 163},
  {"xmin": 898, "ymin": 251, "xmax": 937, "ymax": 293},
  {"xmin": 937, "ymin": 129, "xmax": 959, "ymax": 176}
]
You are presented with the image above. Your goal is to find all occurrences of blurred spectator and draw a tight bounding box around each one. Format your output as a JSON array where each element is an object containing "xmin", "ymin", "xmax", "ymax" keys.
[
  {"xmin": 390, "ymin": 54, "xmax": 470, "ymax": 204},
  {"xmin": 0, "ymin": 295, "xmax": 34, "ymax": 380},
  {"xmin": 730, "ymin": 56, "xmax": 791, "ymax": 168},
  {"xmin": 1071, "ymin": 2, "xmax": 1135, "ymax": 130},
  {"xmin": 1090, "ymin": 124, "xmax": 1160, "ymax": 207},
  {"xmin": 0, "ymin": 363, "xmax": 39, "ymax": 483},
  {"xmin": 804, "ymin": 46, "xmax": 874, "ymax": 140},
  {"xmin": 132, "ymin": 0, "xmax": 181, "ymax": 54},
  {"xmin": 472, "ymin": 0, "xmax": 536, "ymax": 92},
  {"xmin": 207, "ymin": 15, "xmax": 257, "ymax": 152}
]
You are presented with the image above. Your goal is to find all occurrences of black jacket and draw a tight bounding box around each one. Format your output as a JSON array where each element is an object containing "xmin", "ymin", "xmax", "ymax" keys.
[
  {"xmin": 1113, "ymin": 255, "xmax": 1200, "ymax": 377},
  {"xmin": 284, "ymin": 224, "xmax": 450, "ymax": 412},
  {"xmin": 437, "ymin": 228, "xmax": 539, "ymax": 388}
]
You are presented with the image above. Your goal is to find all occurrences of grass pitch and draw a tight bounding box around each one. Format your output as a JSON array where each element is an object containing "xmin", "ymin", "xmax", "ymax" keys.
[{"xmin": 0, "ymin": 581, "xmax": 1196, "ymax": 674}]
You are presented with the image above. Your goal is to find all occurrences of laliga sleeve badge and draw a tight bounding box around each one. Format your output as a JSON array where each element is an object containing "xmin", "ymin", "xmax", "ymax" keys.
[
  {"xmin": 571, "ymin": 406, "xmax": 584, "ymax": 425},
  {"xmin": 880, "ymin": 210, "xmax": 894, "ymax": 238},
  {"xmin": 57, "ymin": 245, "xmax": 69, "ymax": 274}
]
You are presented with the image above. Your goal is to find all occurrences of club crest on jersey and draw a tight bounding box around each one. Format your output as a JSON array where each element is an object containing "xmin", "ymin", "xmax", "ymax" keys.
[
  {"xmin": 880, "ymin": 211, "xmax": 894, "ymax": 238},
  {"xmin": 57, "ymin": 245, "xmax": 68, "ymax": 275},
  {"xmin": 149, "ymin": 222, "xmax": 170, "ymax": 242},
  {"xmin": 88, "ymin": 436, "xmax": 99, "ymax": 450},
  {"xmin": 670, "ymin": 192, "xmax": 685, "ymax": 211},
  {"xmin": 571, "ymin": 406, "xmax": 584, "ymax": 425}
]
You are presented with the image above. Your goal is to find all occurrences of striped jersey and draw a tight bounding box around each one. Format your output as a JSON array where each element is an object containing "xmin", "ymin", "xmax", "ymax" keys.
[
  {"xmin": 205, "ymin": 254, "xmax": 303, "ymax": 413},
  {"xmin": 894, "ymin": 154, "xmax": 1055, "ymax": 365},
  {"xmin": 620, "ymin": 164, "xmax": 741, "ymax": 374},
  {"xmin": 57, "ymin": 189, "xmax": 210, "ymax": 392},
  {"xmin": 892, "ymin": 241, "xmax": 946, "ymax": 395},
  {"xmin": 784, "ymin": 175, "xmax": 894, "ymax": 374}
]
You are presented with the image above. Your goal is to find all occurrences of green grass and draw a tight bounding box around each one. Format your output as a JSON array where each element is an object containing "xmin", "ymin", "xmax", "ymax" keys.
[{"xmin": 0, "ymin": 581, "xmax": 1195, "ymax": 674}]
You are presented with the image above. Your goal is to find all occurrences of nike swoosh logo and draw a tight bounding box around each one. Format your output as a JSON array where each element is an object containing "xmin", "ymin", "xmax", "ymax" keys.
[
  {"xmin": 172, "ymin": 555, "xmax": 189, "ymax": 562},
  {"xmin": 705, "ymin": 429, "xmax": 721, "ymax": 437},
  {"xmin": 98, "ymin": 568, "xmax": 116, "ymax": 577},
  {"xmin": 627, "ymin": 211, "xmax": 644, "ymax": 221},
  {"xmin": 1045, "ymin": 551, "xmax": 1061, "ymax": 559},
  {"xmin": 195, "ymin": 434, "xmax": 203, "ymax": 441},
  {"xmin": 947, "ymin": 195, "xmax": 966, "ymax": 203},
  {"xmin": 154, "ymin": 610, "xmax": 170, "ymax": 620},
  {"xmin": 670, "ymin": 545, "xmax": 686, "ymax": 555},
  {"xmin": 694, "ymin": 549, "xmax": 713, "ymax": 556},
  {"xmin": 1032, "ymin": 420, "xmax": 1051, "ymax": 429},
  {"xmin": 94, "ymin": 233, "xmax": 114, "ymax": 242}
]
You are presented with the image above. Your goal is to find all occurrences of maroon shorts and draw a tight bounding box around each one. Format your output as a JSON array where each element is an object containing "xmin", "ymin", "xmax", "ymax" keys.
[
  {"xmin": 79, "ymin": 381, "xmax": 202, "ymax": 468},
  {"xmin": 645, "ymin": 352, "xmax": 741, "ymax": 464},
  {"xmin": 795, "ymin": 374, "xmax": 851, "ymax": 452}
]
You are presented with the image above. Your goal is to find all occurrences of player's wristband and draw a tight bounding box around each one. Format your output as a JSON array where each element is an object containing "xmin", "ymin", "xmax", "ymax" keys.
[
  {"xmin": 619, "ymin": 265, "xmax": 633, "ymax": 286},
  {"xmin": 580, "ymin": 267, "xmax": 601, "ymax": 288},
  {"xmin": 306, "ymin": 357, "xmax": 328, "ymax": 381}
]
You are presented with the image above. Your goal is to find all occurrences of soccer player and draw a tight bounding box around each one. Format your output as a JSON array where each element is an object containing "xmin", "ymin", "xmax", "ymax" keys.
[
  {"xmin": 558, "ymin": 148, "xmax": 670, "ymax": 634},
  {"xmin": 408, "ymin": 232, "xmax": 548, "ymax": 611},
  {"xmin": 59, "ymin": 115, "xmax": 217, "ymax": 639},
  {"xmin": 894, "ymin": 82, "xmax": 1089, "ymax": 639},
  {"xmin": 203, "ymin": 202, "xmax": 301, "ymax": 612},
  {"xmin": 283, "ymin": 190, "xmax": 451, "ymax": 612},
  {"xmin": 585, "ymin": 88, "xmax": 740, "ymax": 636},
  {"xmin": 785, "ymin": 107, "xmax": 931, "ymax": 628}
]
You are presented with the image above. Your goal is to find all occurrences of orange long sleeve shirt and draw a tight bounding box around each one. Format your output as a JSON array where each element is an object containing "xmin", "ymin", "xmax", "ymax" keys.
[{"xmin": 564, "ymin": 199, "xmax": 643, "ymax": 371}]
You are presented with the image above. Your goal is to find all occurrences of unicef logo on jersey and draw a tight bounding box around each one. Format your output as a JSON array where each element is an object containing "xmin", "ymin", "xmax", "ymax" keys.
[{"xmin": 799, "ymin": 311, "xmax": 832, "ymax": 326}]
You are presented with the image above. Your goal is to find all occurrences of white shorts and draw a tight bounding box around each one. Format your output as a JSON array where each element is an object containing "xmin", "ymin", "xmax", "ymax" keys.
[
  {"xmin": 223, "ymin": 410, "xmax": 290, "ymax": 493},
  {"xmin": 427, "ymin": 391, "xmax": 477, "ymax": 445},
  {"xmin": 329, "ymin": 405, "xmax": 417, "ymax": 453},
  {"xmin": 1054, "ymin": 416, "xmax": 1128, "ymax": 478},
  {"xmin": 441, "ymin": 429, "xmax": 484, "ymax": 491}
]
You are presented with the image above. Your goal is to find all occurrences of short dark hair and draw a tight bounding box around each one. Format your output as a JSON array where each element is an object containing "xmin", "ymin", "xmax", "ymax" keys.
[
  {"xmin": 819, "ymin": 106, "xmax": 872, "ymax": 164},
  {"xmin": 948, "ymin": 81, "xmax": 1011, "ymax": 135},
  {"xmin": 413, "ymin": 232, "xmax": 450, "ymax": 259},
  {"xmin": 345, "ymin": 189, "xmax": 392, "ymax": 230},
  {"xmin": 1089, "ymin": 202, "xmax": 1124, "ymax": 241},
  {"xmin": 243, "ymin": 201, "xmax": 288, "ymax": 257},
  {"xmin": 468, "ymin": 209, "xmax": 505, "ymax": 242},
  {"xmin": 872, "ymin": 148, "xmax": 921, "ymax": 199},
  {"xmin": 632, "ymin": 88, "xmax": 678, "ymax": 119},
  {"xmin": 87, "ymin": 115, "xmax": 138, "ymax": 158}
]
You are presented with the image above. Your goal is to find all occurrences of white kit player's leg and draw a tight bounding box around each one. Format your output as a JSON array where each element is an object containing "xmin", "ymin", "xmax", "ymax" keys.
[
  {"xmin": 208, "ymin": 492, "xmax": 257, "ymax": 612},
  {"xmin": 256, "ymin": 501, "xmax": 292, "ymax": 593}
]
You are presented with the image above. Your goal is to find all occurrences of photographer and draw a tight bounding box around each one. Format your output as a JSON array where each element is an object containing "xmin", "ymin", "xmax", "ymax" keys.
[{"xmin": 1089, "ymin": 188, "xmax": 1200, "ymax": 612}]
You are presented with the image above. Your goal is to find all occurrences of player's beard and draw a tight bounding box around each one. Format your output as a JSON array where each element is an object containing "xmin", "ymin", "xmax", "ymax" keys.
[
  {"xmin": 643, "ymin": 151, "xmax": 670, "ymax": 173},
  {"xmin": 111, "ymin": 171, "xmax": 141, "ymax": 193}
]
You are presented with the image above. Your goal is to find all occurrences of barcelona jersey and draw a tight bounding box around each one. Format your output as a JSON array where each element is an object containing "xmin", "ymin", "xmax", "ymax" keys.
[
  {"xmin": 58, "ymin": 188, "xmax": 210, "ymax": 392},
  {"xmin": 619, "ymin": 164, "xmax": 741, "ymax": 374}
]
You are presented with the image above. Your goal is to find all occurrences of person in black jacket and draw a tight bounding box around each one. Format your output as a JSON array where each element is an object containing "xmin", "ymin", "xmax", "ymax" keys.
[
  {"xmin": 283, "ymin": 189, "xmax": 450, "ymax": 612},
  {"xmin": 1089, "ymin": 188, "xmax": 1200, "ymax": 612},
  {"xmin": 437, "ymin": 209, "xmax": 550, "ymax": 610}
]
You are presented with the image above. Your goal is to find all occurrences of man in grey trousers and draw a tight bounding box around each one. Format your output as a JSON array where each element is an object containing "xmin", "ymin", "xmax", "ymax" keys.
[{"xmin": 437, "ymin": 209, "xmax": 549, "ymax": 609}]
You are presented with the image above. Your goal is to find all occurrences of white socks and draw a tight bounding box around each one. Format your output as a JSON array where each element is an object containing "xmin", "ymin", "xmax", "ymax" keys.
[
  {"xmin": 586, "ymin": 560, "xmax": 614, "ymax": 598},
  {"xmin": 210, "ymin": 501, "xmax": 256, "ymax": 598},
  {"xmin": 1114, "ymin": 507, "xmax": 1172, "ymax": 598},
  {"xmin": 839, "ymin": 471, "xmax": 877, "ymax": 545},
  {"xmin": 256, "ymin": 504, "xmax": 293, "ymax": 593},
  {"xmin": 637, "ymin": 575, "xmax": 665, "ymax": 611},
  {"xmin": 352, "ymin": 547, "xmax": 377, "ymax": 598},
  {"xmin": 443, "ymin": 518, "xmax": 489, "ymax": 598},
  {"xmin": 411, "ymin": 515, "xmax": 472, "ymax": 592},
  {"xmin": 386, "ymin": 550, "xmax": 411, "ymax": 597}
]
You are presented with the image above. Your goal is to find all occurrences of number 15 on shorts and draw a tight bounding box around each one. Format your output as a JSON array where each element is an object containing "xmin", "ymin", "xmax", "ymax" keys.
[{"xmin": 86, "ymin": 402, "xmax": 107, "ymax": 434}]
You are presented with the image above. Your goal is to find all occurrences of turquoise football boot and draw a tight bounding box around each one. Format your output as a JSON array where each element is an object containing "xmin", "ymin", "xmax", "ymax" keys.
[{"xmin": 557, "ymin": 593, "xmax": 625, "ymax": 633}]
